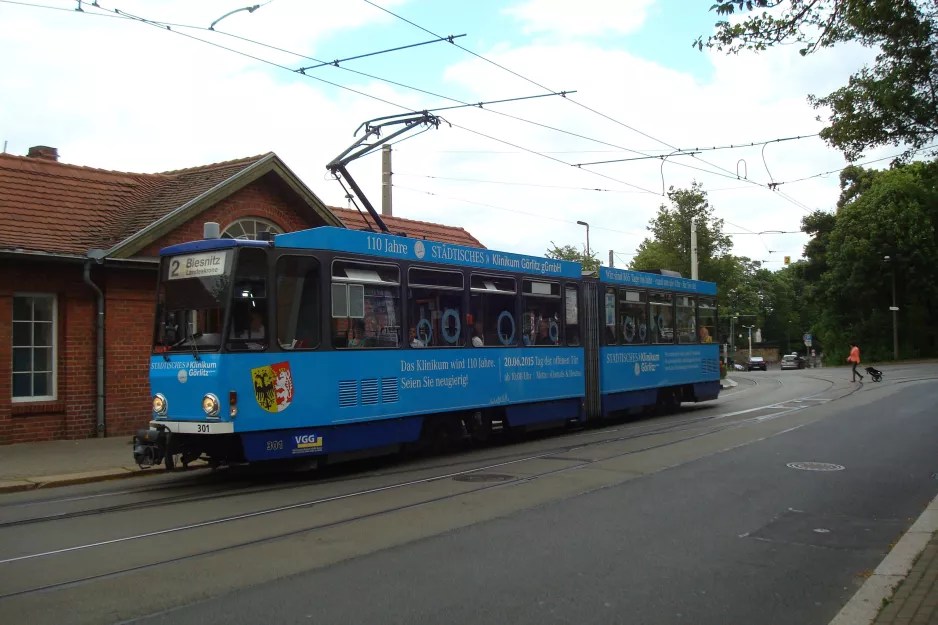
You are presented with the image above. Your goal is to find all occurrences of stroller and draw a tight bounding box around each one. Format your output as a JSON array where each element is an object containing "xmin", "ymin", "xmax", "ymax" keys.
[{"xmin": 865, "ymin": 366, "xmax": 883, "ymax": 382}]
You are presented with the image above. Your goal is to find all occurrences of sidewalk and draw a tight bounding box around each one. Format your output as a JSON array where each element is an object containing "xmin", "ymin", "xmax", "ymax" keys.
[
  {"xmin": 0, "ymin": 436, "xmax": 204, "ymax": 493},
  {"xmin": 831, "ymin": 493, "xmax": 938, "ymax": 625},
  {"xmin": 874, "ymin": 531, "xmax": 938, "ymax": 624}
]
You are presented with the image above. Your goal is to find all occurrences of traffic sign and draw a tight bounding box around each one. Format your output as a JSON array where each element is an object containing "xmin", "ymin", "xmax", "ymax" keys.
[
  {"xmin": 889, "ymin": 306, "xmax": 899, "ymax": 311},
  {"xmin": 803, "ymin": 333, "xmax": 812, "ymax": 342},
  {"xmin": 784, "ymin": 255, "xmax": 791, "ymax": 265}
]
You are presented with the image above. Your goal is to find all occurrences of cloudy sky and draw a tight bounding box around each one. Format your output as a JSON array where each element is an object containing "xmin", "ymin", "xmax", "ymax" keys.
[{"xmin": 0, "ymin": 0, "xmax": 897, "ymax": 266}]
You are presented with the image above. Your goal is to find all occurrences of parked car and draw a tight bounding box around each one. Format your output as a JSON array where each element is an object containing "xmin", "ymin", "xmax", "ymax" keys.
[
  {"xmin": 747, "ymin": 356, "xmax": 767, "ymax": 371},
  {"xmin": 734, "ymin": 363, "xmax": 746, "ymax": 371},
  {"xmin": 780, "ymin": 353, "xmax": 806, "ymax": 370}
]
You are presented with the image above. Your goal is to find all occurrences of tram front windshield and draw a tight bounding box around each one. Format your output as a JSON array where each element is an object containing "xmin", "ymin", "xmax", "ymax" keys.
[{"xmin": 153, "ymin": 248, "xmax": 234, "ymax": 354}]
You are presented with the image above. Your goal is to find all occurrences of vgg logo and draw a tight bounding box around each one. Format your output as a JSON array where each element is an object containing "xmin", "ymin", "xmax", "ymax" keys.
[{"xmin": 295, "ymin": 434, "xmax": 322, "ymax": 446}]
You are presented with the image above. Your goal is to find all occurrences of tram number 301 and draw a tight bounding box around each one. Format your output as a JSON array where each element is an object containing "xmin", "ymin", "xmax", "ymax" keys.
[
  {"xmin": 197, "ymin": 424, "xmax": 211, "ymax": 433},
  {"xmin": 266, "ymin": 440, "xmax": 284, "ymax": 451}
]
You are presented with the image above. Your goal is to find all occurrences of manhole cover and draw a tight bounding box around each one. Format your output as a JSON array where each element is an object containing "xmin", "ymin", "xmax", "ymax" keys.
[
  {"xmin": 453, "ymin": 473, "xmax": 515, "ymax": 482},
  {"xmin": 787, "ymin": 462, "xmax": 845, "ymax": 472}
]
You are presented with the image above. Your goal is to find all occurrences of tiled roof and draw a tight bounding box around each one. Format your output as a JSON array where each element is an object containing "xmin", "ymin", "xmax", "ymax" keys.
[
  {"xmin": 0, "ymin": 153, "xmax": 266, "ymax": 256},
  {"xmin": 329, "ymin": 206, "xmax": 485, "ymax": 248},
  {"xmin": 0, "ymin": 151, "xmax": 484, "ymax": 257}
]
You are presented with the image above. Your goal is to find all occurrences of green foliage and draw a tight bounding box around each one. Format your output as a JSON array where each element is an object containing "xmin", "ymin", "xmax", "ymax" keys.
[
  {"xmin": 809, "ymin": 161, "xmax": 938, "ymax": 361},
  {"xmin": 696, "ymin": 0, "xmax": 938, "ymax": 162},
  {"xmin": 545, "ymin": 242, "xmax": 600, "ymax": 273},
  {"xmin": 629, "ymin": 169, "xmax": 938, "ymax": 363}
]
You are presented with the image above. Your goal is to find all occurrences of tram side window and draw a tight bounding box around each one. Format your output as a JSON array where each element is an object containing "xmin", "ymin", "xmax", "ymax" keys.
[
  {"xmin": 469, "ymin": 274, "xmax": 517, "ymax": 347},
  {"xmin": 603, "ymin": 287, "xmax": 617, "ymax": 345},
  {"xmin": 619, "ymin": 290, "xmax": 648, "ymax": 345},
  {"xmin": 408, "ymin": 267, "xmax": 465, "ymax": 348},
  {"xmin": 276, "ymin": 256, "xmax": 320, "ymax": 350},
  {"xmin": 227, "ymin": 247, "xmax": 269, "ymax": 351},
  {"xmin": 331, "ymin": 260, "xmax": 401, "ymax": 349},
  {"xmin": 649, "ymin": 292, "xmax": 674, "ymax": 344},
  {"xmin": 565, "ymin": 284, "xmax": 580, "ymax": 346},
  {"xmin": 699, "ymin": 298, "xmax": 716, "ymax": 343},
  {"xmin": 522, "ymin": 280, "xmax": 562, "ymax": 346},
  {"xmin": 676, "ymin": 295, "xmax": 698, "ymax": 344}
]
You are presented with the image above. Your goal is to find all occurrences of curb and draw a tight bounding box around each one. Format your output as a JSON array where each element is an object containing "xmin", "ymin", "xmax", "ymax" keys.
[
  {"xmin": 828, "ymin": 492, "xmax": 938, "ymax": 625},
  {"xmin": 0, "ymin": 461, "xmax": 210, "ymax": 495}
]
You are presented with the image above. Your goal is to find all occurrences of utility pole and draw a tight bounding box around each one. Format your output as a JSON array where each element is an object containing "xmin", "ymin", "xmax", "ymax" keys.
[
  {"xmin": 690, "ymin": 217, "xmax": 699, "ymax": 280},
  {"xmin": 885, "ymin": 255, "xmax": 899, "ymax": 360},
  {"xmin": 609, "ymin": 250, "xmax": 614, "ymax": 268},
  {"xmin": 381, "ymin": 144, "xmax": 392, "ymax": 216}
]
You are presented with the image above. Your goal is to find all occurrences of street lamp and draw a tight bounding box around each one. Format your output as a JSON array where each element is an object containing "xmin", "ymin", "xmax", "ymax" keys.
[
  {"xmin": 741, "ymin": 324, "xmax": 755, "ymax": 357},
  {"xmin": 577, "ymin": 221, "xmax": 590, "ymax": 258},
  {"xmin": 884, "ymin": 255, "xmax": 899, "ymax": 360}
]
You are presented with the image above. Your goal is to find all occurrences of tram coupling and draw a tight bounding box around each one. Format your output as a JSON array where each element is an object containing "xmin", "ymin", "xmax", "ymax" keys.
[{"xmin": 133, "ymin": 426, "xmax": 168, "ymax": 469}]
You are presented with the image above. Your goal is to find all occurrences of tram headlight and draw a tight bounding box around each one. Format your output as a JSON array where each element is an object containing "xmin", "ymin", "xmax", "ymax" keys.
[
  {"xmin": 202, "ymin": 393, "xmax": 220, "ymax": 417},
  {"xmin": 152, "ymin": 393, "xmax": 168, "ymax": 416}
]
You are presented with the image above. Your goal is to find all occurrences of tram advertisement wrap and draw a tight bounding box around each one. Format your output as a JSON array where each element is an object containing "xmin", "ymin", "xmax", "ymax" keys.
[{"xmin": 599, "ymin": 344, "xmax": 720, "ymax": 394}]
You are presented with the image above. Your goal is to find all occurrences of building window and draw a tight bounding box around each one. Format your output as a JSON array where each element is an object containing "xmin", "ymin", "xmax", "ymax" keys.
[
  {"xmin": 12, "ymin": 294, "xmax": 56, "ymax": 401},
  {"xmin": 221, "ymin": 218, "xmax": 284, "ymax": 240}
]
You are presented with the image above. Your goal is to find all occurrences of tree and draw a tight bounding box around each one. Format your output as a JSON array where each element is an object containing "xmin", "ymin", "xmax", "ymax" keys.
[
  {"xmin": 545, "ymin": 242, "xmax": 600, "ymax": 273},
  {"xmin": 803, "ymin": 160, "xmax": 938, "ymax": 361},
  {"xmin": 696, "ymin": 0, "xmax": 938, "ymax": 162},
  {"xmin": 630, "ymin": 181, "xmax": 732, "ymax": 281}
]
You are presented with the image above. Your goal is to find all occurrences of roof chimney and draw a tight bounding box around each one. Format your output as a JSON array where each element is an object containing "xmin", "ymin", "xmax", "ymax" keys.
[{"xmin": 27, "ymin": 146, "xmax": 59, "ymax": 162}]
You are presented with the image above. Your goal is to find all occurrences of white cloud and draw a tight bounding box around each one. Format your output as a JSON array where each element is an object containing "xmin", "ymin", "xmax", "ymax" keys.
[
  {"xmin": 0, "ymin": 0, "xmax": 902, "ymax": 270},
  {"xmin": 503, "ymin": 0, "xmax": 657, "ymax": 37}
]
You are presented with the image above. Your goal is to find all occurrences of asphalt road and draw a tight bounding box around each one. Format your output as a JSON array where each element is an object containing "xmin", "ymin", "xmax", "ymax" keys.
[{"xmin": 1, "ymin": 363, "xmax": 937, "ymax": 625}]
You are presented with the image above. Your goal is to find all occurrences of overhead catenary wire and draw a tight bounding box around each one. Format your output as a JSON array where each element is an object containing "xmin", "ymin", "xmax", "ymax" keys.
[
  {"xmin": 768, "ymin": 143, "xmax": 938, "ymax": 187},
  {"xmin": 392, "ymin": 184, "xmax": 648, "ymax": 237},
  {"xmin": 64, "ymin": 1, "xmax": 670, "ymax": 197},
  {"xmin": 16, "ymin": 0, "xmax": 826, "ymax": 207},
  {"xmin": 67, "ymin": 2, "xmax": 662, "ymax": 196},
  {"xmin": 361, "ymin": 0, "xmax": 824, "ymax": 214},
  {"xmin": 573, "ymin": 133, "xmax": 821, "ymax": 167}
]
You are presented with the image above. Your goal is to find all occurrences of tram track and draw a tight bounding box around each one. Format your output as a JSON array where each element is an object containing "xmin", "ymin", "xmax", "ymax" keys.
[
  {"xmin": 0, "ymin": 376, "xmax": 872, "ymax": 599},
  {"xmin": 0, "ymin": 375, "xmax": 833, "ymax": 529}
]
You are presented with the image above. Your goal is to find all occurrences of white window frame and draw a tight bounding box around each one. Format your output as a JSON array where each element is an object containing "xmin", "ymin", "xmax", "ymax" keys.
[
  {"xmin": 11, "ymin": 293, "xmax": 57, "ymax": 403},
  {"xmin": 220, "ymin": 218, "xmax": 284, "ymax": 241}
]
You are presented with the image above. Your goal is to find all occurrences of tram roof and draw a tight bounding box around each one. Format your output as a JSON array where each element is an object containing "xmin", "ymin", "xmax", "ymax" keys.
[
  {"xmin": 599, "ymin": 266, "xmax": 717, "ymax": 296},
  {"xmin": 274, "ymin": 227, "xmax": 583, "ymax": 279}
]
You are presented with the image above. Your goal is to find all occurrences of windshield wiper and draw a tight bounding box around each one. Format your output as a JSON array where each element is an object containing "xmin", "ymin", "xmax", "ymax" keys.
[{"xmin": 169, "ymin": 327, "xmax": 203, "ymax": 360}]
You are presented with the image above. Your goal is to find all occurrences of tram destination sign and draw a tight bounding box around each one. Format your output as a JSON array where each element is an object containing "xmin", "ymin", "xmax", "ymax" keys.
[{"xmin": 166, "ymin": 250, "xmax": 228, "ymax": 280}]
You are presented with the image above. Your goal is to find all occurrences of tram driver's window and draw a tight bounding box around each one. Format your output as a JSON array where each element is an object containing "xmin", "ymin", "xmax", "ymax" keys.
[
  {"xmin": 331, "ymin": 260, "xmax": 401, "ymax": 349},
  {"xmin": 276, "ymin": 256, "xmax": 320, "ymax": 350},
  {"xmin": 699, "ymin": 298, "xmax": 716, "ymax": 343},
  {"xmin": 469, "ymin": 274, "xmax": 517, "ymax": 347},
  {"xmin": 407, "ymin": 267, "xmax": 465, "ymax": 348},
  {"xmin": 676, "ymin": 295, "xmax": 698, "ymax": 344},
  {"xmin": 619, "ymin": 290, "xmax": 647, "ymax": 345},
  {"xmin": 649, "ymin": 292, "xmax": 674, "ymax": 344},
  {"xmin": 522, "ymin": 280, "xmax": 562, "ymax": 346},
  {"xmin": 565, "ymin": 284, "xmax": 580, "ymax": 346},
  {"xmin": 227, "ymin": 247, "xmax": 268, "ymax": 351}
]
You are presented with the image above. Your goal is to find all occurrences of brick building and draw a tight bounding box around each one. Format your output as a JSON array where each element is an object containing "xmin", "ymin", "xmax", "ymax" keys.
[{"xmin": 0, "ymin": 146, "xmax": 482, "ymax": 445}]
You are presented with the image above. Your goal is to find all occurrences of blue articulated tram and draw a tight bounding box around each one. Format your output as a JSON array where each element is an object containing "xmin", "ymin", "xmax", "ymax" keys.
[{"xmin": 134, "ymin": 224, "xmax": 721, "ymax": 470}]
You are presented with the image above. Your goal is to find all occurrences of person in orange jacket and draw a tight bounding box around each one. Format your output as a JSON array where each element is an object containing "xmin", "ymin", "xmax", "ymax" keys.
[{"xmin": 847, "ymin": 342, "xmax": 863, "ymax": 382}]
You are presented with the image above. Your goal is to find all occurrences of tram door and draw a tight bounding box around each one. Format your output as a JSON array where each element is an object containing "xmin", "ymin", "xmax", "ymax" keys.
[{"xmin": 581, "ymin": 278, "xmax": 602, "ymax": 420}]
